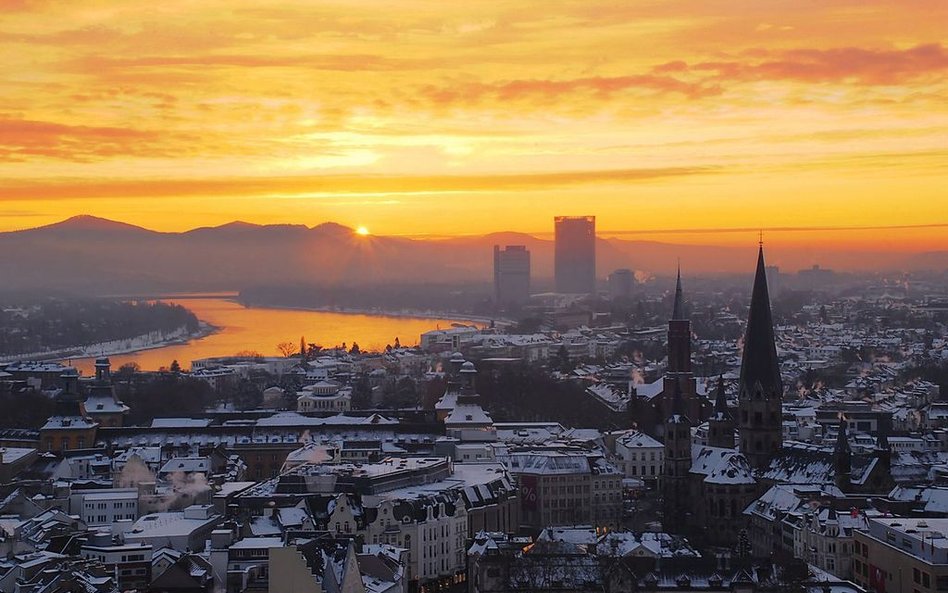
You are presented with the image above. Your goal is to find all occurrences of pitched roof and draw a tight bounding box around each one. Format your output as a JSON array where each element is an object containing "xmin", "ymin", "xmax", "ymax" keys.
[{"xmin": 691, "ymin": 446, "xmax": 756, "ymax": 485}]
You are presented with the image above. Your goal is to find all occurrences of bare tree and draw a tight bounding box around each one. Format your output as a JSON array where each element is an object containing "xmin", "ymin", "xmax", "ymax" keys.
[{"xmin": 276, "ymin": 341, "xmax": 296, "ymax": 357}]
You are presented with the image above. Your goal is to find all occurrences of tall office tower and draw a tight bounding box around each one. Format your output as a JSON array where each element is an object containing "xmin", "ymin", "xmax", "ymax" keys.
[
  {"xmin": 554, "ymin": 216, "xmax": 596, "ymax": 294},
  {"xmin": 608, "ymin": 268, "xmax": 635, "ymax": 298},
  {"xmin": 493, "ymin": 245, "xmax": 531, "ymax": 305}
]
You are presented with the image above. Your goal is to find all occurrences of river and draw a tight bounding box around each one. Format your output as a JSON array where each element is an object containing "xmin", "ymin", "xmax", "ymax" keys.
[{"xmin": 70, "ymin": 296, "xmax": 477, "ymax": 374}]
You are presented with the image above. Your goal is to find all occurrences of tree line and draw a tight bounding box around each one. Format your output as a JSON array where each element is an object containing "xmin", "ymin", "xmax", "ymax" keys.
[{"xmin": 0, "ymin": 298, "xmax": 200, "ymax": 356}]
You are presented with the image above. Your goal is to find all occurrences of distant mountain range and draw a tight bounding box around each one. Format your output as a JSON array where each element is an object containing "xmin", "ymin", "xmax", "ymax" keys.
[{"xmin": 0, "ymin": 215, "xmax": 943, "ymax": 294}]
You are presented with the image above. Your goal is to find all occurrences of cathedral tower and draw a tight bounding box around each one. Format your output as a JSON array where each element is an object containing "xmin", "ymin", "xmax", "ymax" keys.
[
  {"xmin": 659, "ymin": 266, "xmax": 708, "ymax": 427},
  {"xmin": 667, "ymin": 266, "xmax": 691, "ymax": 376},
  {"xmin": 737, "ymin": 246, "xmax": 784, "ymax": 469}
]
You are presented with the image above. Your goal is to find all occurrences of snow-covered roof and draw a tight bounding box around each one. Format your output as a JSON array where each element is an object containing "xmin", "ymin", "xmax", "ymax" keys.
[
  {"xmin": 616, "ymin": 430, "xmax": 663, "ymax": 449},
  {"xmin": 150, "ymin": 418, "xmax": 212, "ymax": 429},
  {"xmin": 158, "ymin": 457, "xmax": 210, "ymax": 475},
  {"xmin": 690, "ymin": 446, "xmax": 756, "ymax": 485},
  {"xmin": 41, "ymin": 416, "xmax": 97, "ymax": 430},
  {"xmin": 444, "ymin": 403, "xmax": 493, "ymax": 426}
]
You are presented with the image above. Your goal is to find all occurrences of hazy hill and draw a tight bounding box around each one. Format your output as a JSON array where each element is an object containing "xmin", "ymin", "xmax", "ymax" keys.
[{"xmin": 0, "ymin": 216, "xmax": 943, "ymax": 295}]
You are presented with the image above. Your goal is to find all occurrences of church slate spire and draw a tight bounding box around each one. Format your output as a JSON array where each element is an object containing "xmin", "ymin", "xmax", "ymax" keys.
[
  {"xmin": 737, "ymin": 245, "xmax": 784, "ymax": 469},
  {"xmin": 667, "ymin": 264, "xmax": 691, "ymax": 376},
  {"xmin": 672, "ymin": 264, "xmax": 685, "ymax": 321},
  {"xmin": 708, "ymin": 376, "xmax": 736, "ymax": 449},
  {"xmin": 739, "ymin": 246, "xmax": 783, "ymax": 400}
]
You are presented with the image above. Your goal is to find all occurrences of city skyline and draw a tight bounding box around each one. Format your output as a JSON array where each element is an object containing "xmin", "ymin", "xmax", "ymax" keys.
[
  {"xmin": 0, "ymin": 2, "xmax": 946, "ymax": 589},
  {"xmin": 1, "ymin": 1, "xmax": 946, "ymax": 254}
]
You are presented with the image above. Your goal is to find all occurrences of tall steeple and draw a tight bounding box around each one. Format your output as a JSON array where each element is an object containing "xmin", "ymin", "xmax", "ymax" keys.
[
  {"xmin": 667, "ymin": 265, "xmax": 691, "ymax": 375},
  {"xmin": 659, "ymin": 262, "xmax": 710, "ymax": 436},
  {"xmin": 739, "ymin": 246, "xmax": 783, "ymax": 400},
  {"xmin": 672, "ymin": 264, "xmax": 685, "ymax": 321},
  {"xmin": 737, "ymin": 245, "xmax": 784, "ymax": 469}
]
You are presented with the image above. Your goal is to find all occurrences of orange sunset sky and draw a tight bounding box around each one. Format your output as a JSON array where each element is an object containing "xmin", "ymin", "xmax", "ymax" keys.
[{"xmin": 1, "ymin": 0, "xmax": 946, "ymax": 251}]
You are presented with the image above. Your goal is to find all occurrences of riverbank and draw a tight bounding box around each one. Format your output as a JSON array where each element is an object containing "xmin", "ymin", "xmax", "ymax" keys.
[
  {"xmin": 38, "ymin": 298, "xmax": 501, "ymax": 373},
  {"xmin": 0, "ymin": 322, "xmax": 218, "ymax": 364}
]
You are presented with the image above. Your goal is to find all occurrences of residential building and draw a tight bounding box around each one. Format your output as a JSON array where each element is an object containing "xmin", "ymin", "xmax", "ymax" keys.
[
  {"xmin": 613, "ymin": 430, "xmax": 663, "ymax": 485},
  {"xmin": 501, "ymin": 450, "xmax": 622, "ymax": 531},
  {"xmin": 79, "ymin": 533, "xmax": 152, "ymax": 591},
  {"xmin": 853, "ymin": 517, "xmax": 948, "ymax": 593}
]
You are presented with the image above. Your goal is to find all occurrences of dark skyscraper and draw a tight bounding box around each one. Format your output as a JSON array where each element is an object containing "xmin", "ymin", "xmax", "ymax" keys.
[
  {"xmin": 493, "ymin": 245, "xmax": 531, "ymax": 305},
  {"xmin": 608, "ymin": 268, "xmax": 635, "ymax": 298},
  {"xmin": 554, "ymin": 216, "xmax": 596, "ymax": 294}
]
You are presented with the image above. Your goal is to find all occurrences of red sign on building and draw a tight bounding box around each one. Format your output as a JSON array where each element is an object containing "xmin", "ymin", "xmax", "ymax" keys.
[{"xmin": 520, "ymin": 475, "xmax": 538, "ymax": 512}]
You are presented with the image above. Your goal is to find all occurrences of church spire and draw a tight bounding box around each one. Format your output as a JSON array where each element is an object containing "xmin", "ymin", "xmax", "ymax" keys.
[
  {"xmin": 739, "ymin": 245, "xmax": 782, "ymax": 400},
  {"xmin": 667, "ymin": 263, "xmax": 692, "ymax": 375},
  {"xmin": 737, "ymin": 245, "xmax": 784, "ymax": 468},
  {"xmin": 713, "ymin": 376, "xmax": 731, "ymax": 419},
  {"xmin": 672, "ymin": 264, "xmax": 685, "ymax": 320},
  {"xmin": 708, "ymin": 376, "xmax": 736, "ymax": 449}
]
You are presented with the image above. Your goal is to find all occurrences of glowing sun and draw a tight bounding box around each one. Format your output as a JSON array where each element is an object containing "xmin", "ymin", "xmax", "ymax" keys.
[{"xmin": 356, "ymin": 226, "xmax": 370, "ymax": 236}]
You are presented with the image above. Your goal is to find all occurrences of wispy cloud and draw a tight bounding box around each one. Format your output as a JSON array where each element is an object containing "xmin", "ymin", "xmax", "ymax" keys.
[
  {"xmin": 0, "ymin": 115, "xmax": 183, "ymax": 162},
  {"xmin": 0, "ymin": 166, "xmax": 715, "ymax": 200},
  {"xmin": 673, "ymin": 43, "xmax": 948, "ymax": 86}
]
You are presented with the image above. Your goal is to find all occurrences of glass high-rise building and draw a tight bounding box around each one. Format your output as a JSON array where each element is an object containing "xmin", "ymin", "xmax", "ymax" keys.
[
  {"xmin": 554, "ymin": 216, "xmax": 596, "ymax": 294},
  {"xmin": 493, "ymin": 245, "xmax": 531, "ymax": 305}
]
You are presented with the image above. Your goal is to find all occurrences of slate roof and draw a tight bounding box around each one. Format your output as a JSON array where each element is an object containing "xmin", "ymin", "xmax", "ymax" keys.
[{"xmin": 757, "ymin": 442, "xmax": 875, "ymax": 484}]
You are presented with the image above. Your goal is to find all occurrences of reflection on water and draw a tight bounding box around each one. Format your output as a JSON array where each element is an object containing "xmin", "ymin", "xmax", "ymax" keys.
[{"xmin": 71, "ymin": 298, "xmax": 474, "ymax": 374}]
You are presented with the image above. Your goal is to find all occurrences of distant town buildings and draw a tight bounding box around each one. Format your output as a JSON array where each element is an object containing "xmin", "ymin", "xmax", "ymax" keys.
[
  {"xmin": 493, "ymin": 245, "xmax": 531, "ymax": 306},
  {"xmin": 554, "ymin": 216, "xmax": 596, "ymax": 294}
]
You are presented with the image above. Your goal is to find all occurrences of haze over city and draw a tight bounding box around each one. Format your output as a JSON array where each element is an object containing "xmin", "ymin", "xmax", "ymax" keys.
[{"xmin": 1, "ymin": 4, "xmax": 947, "ymax": 593}]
